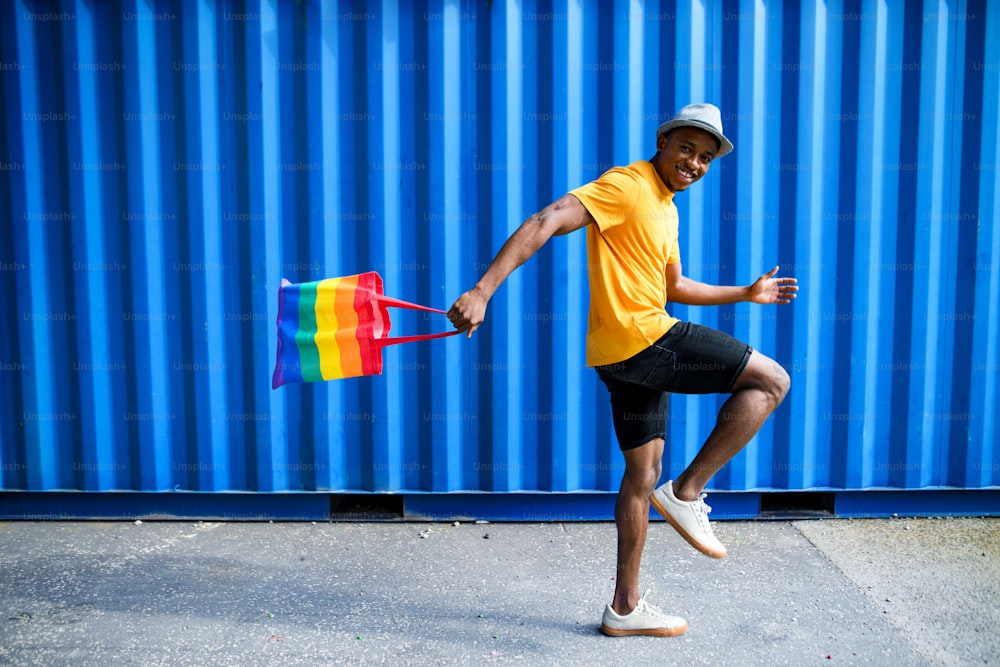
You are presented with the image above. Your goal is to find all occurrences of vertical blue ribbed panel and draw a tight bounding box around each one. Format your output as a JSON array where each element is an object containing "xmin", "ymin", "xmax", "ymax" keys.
[{"xmin": 0, "ymin": 0, "xmax": 997, "ymax": 495}]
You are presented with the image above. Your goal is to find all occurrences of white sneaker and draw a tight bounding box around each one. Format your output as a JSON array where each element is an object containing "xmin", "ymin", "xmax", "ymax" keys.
[
  {"xmin": 601, "ymin": 589, "xmax": 688, "ymax": 637},
  {"xmin": 650, "ymin": 480, "xmax": 727, "ymax": 559}
]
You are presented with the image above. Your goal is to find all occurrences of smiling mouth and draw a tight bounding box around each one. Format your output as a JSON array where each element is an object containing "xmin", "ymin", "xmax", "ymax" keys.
[{"xmin": 676, "ymin": 164, "xmax": 697, "ymax": 181}]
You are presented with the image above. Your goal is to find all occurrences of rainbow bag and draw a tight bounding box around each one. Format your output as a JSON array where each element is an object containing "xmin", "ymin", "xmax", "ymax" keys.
[{"xmin": 271, "ymin": 271, "xmax": 457, "ymax": 388}]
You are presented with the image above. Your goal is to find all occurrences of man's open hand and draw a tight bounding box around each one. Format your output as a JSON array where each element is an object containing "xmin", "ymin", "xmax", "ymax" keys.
[{"xmin": 749, "ymin": 266, "xmax": 798, "ymax": 305}]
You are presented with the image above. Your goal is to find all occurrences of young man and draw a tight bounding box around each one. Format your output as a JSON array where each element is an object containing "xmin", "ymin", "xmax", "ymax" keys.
[{"xmin": 447, "ymin": 104, "xmax": 797, "ymax": 637}]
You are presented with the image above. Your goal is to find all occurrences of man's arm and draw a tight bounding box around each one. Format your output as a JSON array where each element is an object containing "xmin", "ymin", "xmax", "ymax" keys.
[
  {"xmin": 448, "ymin": 194, "xmax": 594, "ymax": 337},
  {"xmin": 666, "ymin": 262, "xmax": 798, "ymax": 306}
]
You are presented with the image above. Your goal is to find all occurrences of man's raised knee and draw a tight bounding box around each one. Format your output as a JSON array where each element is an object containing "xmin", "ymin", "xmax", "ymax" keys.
[
  {"xmin": 777, "ymin": 366, "xmax": 791, "ymax": 401},
  {"xmin": 766, "ymin": 361, "xmax": 791, "ymax": 405},
  {"xmin": 736, "ymin": 353, "xmax": 790, "ymax": 406}
]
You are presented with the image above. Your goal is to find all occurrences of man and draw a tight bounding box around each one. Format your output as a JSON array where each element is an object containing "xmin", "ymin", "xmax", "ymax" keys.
[{"xmin": 447, "ymin": 104, "xmax": 797, "ymax": 637}]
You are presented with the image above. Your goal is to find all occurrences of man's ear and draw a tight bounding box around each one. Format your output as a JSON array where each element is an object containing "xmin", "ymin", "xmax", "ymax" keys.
[{"xmin": 656, "ymin": 132, "xmax": 669, "ymax": 151}]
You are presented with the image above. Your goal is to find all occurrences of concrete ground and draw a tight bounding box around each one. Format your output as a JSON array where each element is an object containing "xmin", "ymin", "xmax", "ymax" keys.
[{"xmin": 0, "ymin": 517, "xmax": 996, "ymax": 666}]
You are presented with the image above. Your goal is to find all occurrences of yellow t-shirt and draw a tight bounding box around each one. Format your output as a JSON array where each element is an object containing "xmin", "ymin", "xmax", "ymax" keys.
[{"xmin": 570, "ymin": 160, "xmax": 681, "ymax": 366}]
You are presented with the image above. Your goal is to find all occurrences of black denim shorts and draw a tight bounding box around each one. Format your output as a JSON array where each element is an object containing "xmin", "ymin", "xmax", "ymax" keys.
[{"xmin": 594, "ymin": 321, "xmax": 753, "ymax": 451}]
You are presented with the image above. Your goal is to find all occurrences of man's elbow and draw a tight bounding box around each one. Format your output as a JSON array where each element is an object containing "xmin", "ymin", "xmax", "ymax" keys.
[
  {"xmin": 665, "ymin": 278, "xmax": 688, "ymax": 304},
  {"xmin": 515, "ymin": 211, "xmax": 557, "ymax": 253}
]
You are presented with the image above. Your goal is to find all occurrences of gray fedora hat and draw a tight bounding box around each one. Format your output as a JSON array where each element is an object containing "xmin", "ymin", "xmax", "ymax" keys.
[{"xmin": 655, "ymin": 103, "xmax": 734, "ymax": 158}]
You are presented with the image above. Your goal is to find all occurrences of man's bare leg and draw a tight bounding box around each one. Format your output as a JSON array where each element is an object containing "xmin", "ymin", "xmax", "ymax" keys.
[
  {"xmin": 612, "ymin": 437, "xmax": 664, "ymax": 615},
  {"xmin": 672, "ymin": 351, "xmax": 789, "ymax": 501}
]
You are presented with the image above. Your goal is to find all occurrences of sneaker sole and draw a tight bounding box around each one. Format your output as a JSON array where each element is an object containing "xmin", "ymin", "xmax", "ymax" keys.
[
  {"xmin": 601, "ymin": 621, "xmax": 688, "ymax": 637},
  {"xmin": 650, "ymin": 492, "xmax": 727, "ymax": 559}
]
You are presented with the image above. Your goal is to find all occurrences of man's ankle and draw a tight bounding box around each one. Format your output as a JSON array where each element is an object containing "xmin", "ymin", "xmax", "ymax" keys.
[
  {"xmin": 671, "ymin": 478, "xmax": 701, "ymax": 502},
  {"xmin": 612, "ymin": 594, "xmax": 639, "ymax": 616}
]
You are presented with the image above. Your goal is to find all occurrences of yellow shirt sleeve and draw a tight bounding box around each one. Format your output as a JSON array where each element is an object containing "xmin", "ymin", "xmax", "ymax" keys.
[{"xmin": 570, "ymin": 168, "xmax": 641, "ymax": 234}]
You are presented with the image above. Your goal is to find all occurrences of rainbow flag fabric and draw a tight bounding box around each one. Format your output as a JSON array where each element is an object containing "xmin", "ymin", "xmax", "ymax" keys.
[{"xmin": 272, "ymin": 271, "xmax": 457, "ymax": 388}]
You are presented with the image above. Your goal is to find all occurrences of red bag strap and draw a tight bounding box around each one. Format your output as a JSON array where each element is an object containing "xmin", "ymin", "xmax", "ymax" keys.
[
  {"xmin": 373, "ymin": 293, "xmax": 460, "ymax": 347},
  {"xmin": 374, "ymin": 293, "xmax": 449, "ymax": 314},
  {"xmin": 380, "ymin": 330, "xmax": 460, "ymax": 347}
]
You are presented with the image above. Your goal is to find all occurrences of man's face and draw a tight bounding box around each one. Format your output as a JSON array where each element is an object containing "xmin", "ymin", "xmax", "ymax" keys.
[{"xmin": 653, "ymin": 126, "xmax": 719, "ymax": 193}]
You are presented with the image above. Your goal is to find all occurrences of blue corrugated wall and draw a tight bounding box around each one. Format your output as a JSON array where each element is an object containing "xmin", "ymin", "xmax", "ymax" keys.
[{"xmin": 0, "ymin": 0, "xmax": 997, "ymax": 498}]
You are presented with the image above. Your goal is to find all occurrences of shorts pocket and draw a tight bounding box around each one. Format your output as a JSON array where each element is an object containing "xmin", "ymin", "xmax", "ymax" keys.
[{"xmin": 639, "ymin": 346, "xmax": 677, "ymax": 388}]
